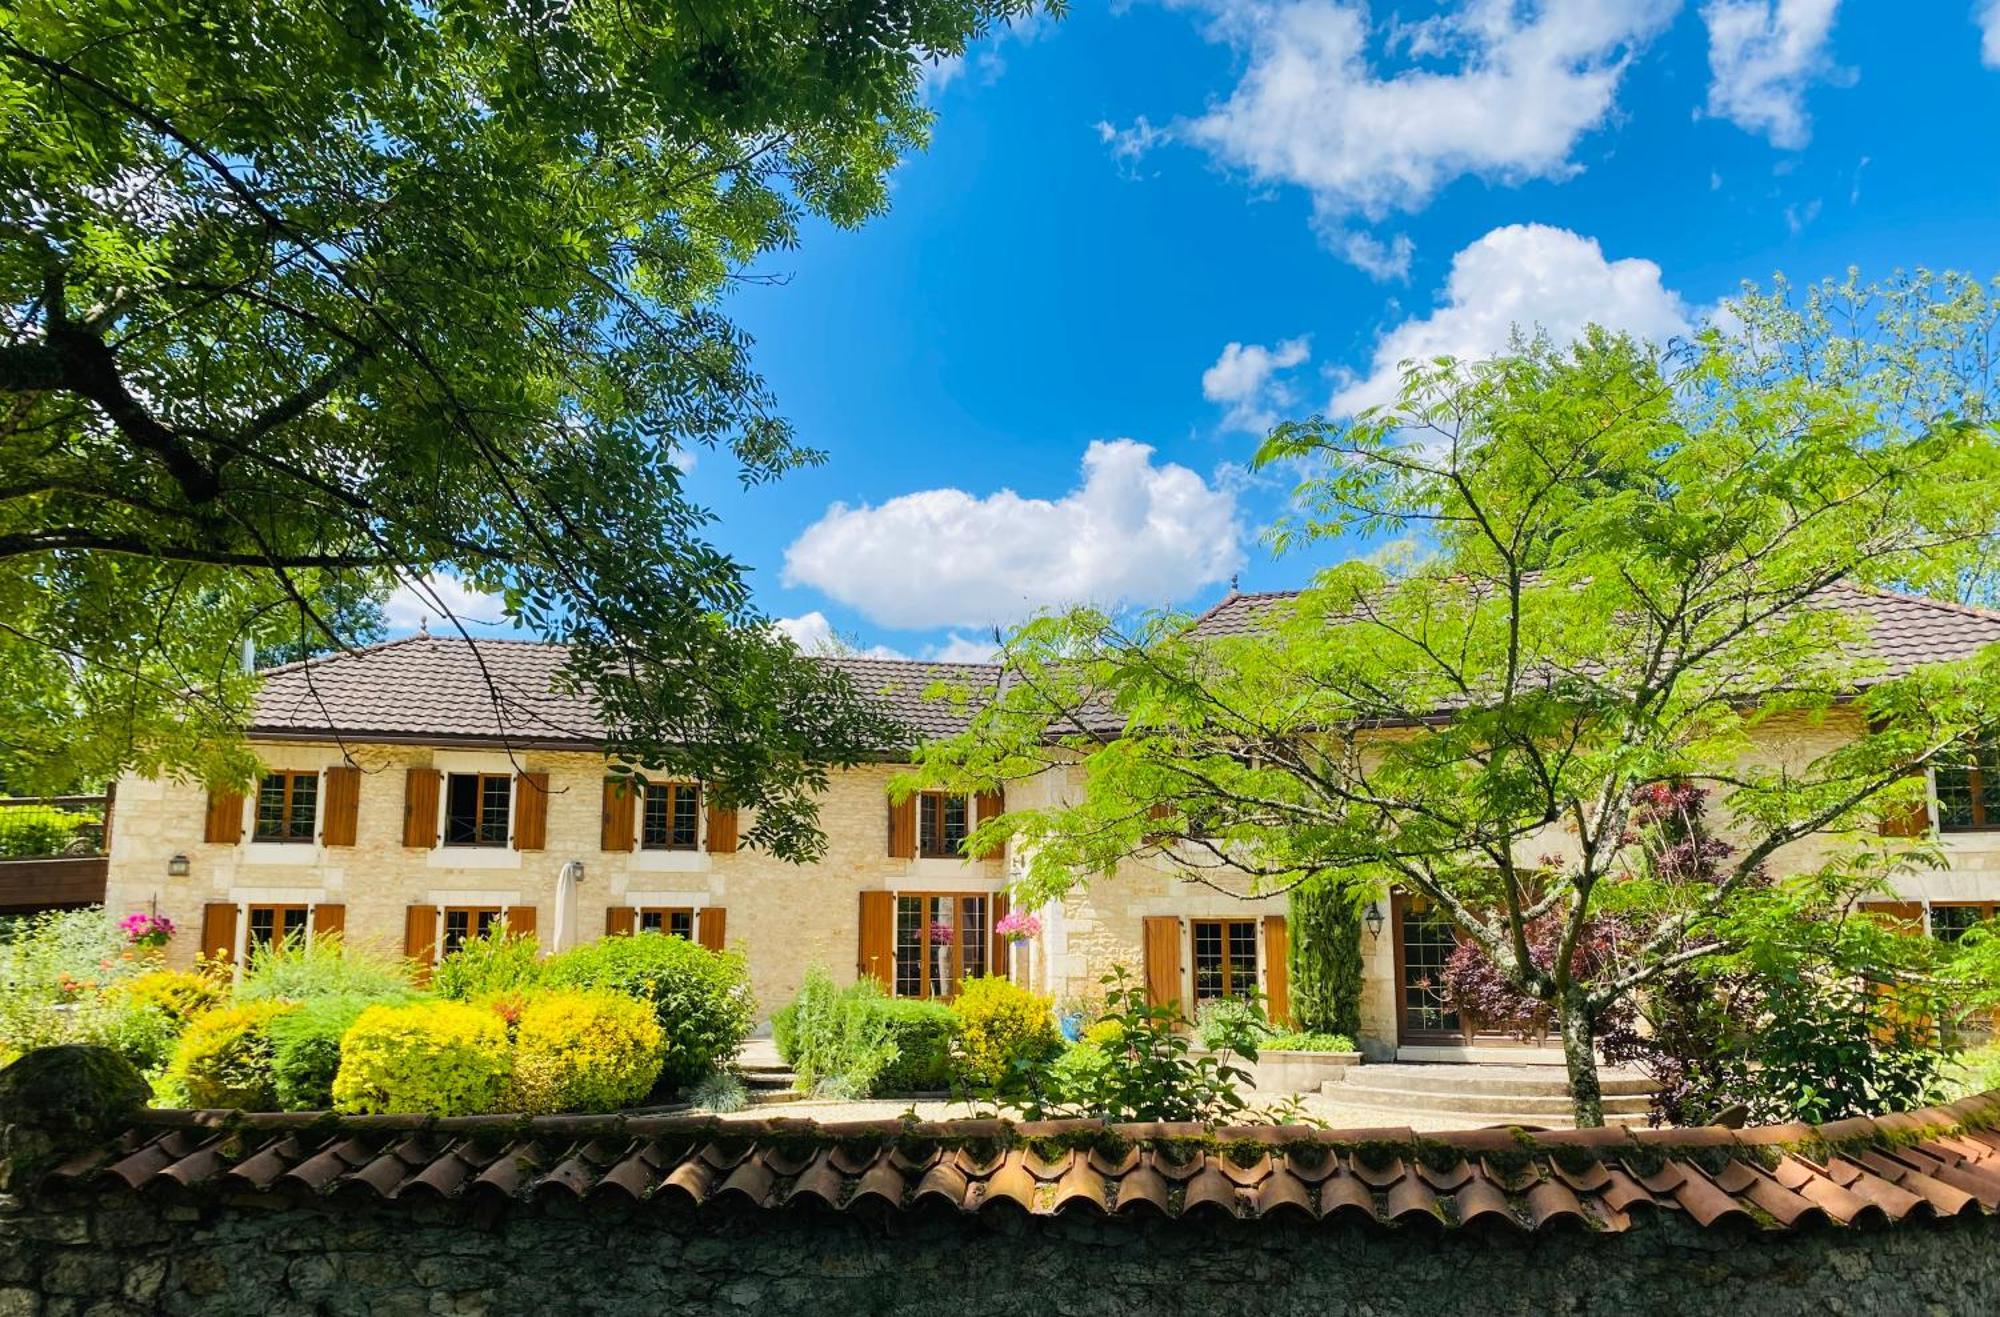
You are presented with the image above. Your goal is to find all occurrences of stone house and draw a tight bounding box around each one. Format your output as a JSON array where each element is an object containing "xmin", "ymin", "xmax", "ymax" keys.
[{"xmin": 101, "ymin": 586, "xmax": 2000, "ymax": 1059}]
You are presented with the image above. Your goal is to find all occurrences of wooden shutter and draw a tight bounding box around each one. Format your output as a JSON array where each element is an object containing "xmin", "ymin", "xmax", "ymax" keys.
[
  {"xmin": 887, "ymin": 795, "xmax": 916, "ymax": 859},
  {"xmin": 404, "ymin": 905, "xmax": 438, "ymax": 971},
  {"xmin": 696, "ymin": 906, "xmax": 726, "ymax": 951},
  {"xmin": 402, "ymin": 769, "xmax": 441, "ymax": 848},
  {"xmin": 705, "ymin": 803, "xmax": 739, "ymax": 854},
  {"xmin": 312, "ymin": 904, "xmax": 345, "ymax": 941},
  {"xmin": 203, "ymin": 790, "xmax": 244, "ymax": 845},
  {"xmin": 1263, "ymin": 915, "xmax": 1291, "ymax": 1027},
  {"xmin": 503, "ymin": 905, "xmax": 537, "ymax": 941},
  {"xmin": 200, "ymin": 902, "xmax": 238, "ymax": 964},
  {"xmin": 1880, "ymin": 775, "xmax": 1931, "ymax": 838},
  {"xmin": 858, "ymin": 891, "xmax": 894, "ymax": 988},
  {"xmin": 1143, "ymin": 916, "xmax": 1183, "ymax": 1016},
  {"xmin": 320, "ymin": 766, "xmax": 360, "ymax": 847},
  {"xmin": 606, "ymin": 906, "xmax": 635, "ymax": 937},
  {"xmin": 991, "ymin": 889, "xmax": 1011, "ymax": 982},
  {"xmin": 513, "ymin": 772, "xmax": 549, "ymax": 851},
  {"xmin": 974, "ymin": 789, "xmax": 1005, "ymax": 860},
  {"xmin": 601, "ymin": 779, "xmax": 635, "ymax": 852},
  {"xmin": 1858, "ymin": 901, "xmax": 1925, "ymax": 934}
]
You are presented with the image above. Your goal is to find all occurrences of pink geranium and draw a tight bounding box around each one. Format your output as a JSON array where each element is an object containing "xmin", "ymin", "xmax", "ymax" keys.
[
  {"xmin": 120, "ymin": 912, "xmax": 175, "ymax": 949},
  {"xmin": 925, "ymin": 921, "xmax": 954, "ymax": 945},
  {"xmin": 994, "ymin": 910, "xmax": 1040, "ymax": 942}
]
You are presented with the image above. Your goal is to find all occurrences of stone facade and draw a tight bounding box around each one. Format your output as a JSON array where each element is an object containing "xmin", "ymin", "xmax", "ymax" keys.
[{"xmin": 2, "ymin": 1181, "xmax": 1997, "ymax": 1316}]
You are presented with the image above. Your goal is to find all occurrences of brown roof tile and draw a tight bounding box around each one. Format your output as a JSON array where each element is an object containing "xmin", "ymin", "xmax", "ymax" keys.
[{"xmin": 39, "ymin": 1096, "xmax": 2000, "ymax": 1234}]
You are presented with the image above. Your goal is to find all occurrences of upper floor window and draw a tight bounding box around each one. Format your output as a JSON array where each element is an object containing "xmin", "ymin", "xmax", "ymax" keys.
[
  {"xmin": 917, "ymin": 792, "xmax": 969, "ymax": 858},
  {"xmin": 444, "ymin": 773, "xmax": 510, "ymax": 847},
  {"xmin": 1191, "ymin": 918, "xmax": 1259, "ymax": 1003},
  {"xmin": 254, "ymin": 772, "xmax": 318, "ymax": 843},
  {"xmin": 1934, "ymin": 741, "xmax": 2000, "ymax": 832},
  {"xmin": 642, "ymin": 782, "xmax": 700, "ymax": 851}
]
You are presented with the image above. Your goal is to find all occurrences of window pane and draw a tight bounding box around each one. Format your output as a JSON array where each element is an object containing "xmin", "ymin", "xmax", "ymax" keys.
[
  {"xmin": 479, "ymin": 778, "xmax": 510, "ymax": 844},
  {"xmin": 1193, "ymin": 921, "xmax": 1223, "ymax": 1001},
  {"xmin": 894, "ymin": 897, "xmax": 924, "ymax": 997},
  {"xmin": 639, "ymin": 910, "xmax": 663, "ymax": 932},
  {"xmin": 943, "ymin": 796, "xmax": 968, "ymax": 851},
  {"xmin": 1227, "ymin": 921, "xmax": 1259, "ymax": 999},
  {"xmin": 248, "ymin": 907, "xmax": 276, "ymax": 949},
  {"xmin": 1981, "ymin": 745, "xmax": 2000, "ymax": 825},
  {"xmin": 641, "ymin": 785, "xmax": 668, "ymax": 848},
  {"xmin": 668, "ymin": 910, "xmax": 693, "ymax": 940},
  {"xmin": 919, "ymin": 796, "xmax": 940, "ymax": 855},
  {"xmin": 671, "ymin": 786, "xmax": 700, "ymax": 849},
  {"xmin": 443, "ymin": 909, "xmax": 470, "ymax": 954},
  {"xmin": 445, "ymin": 775, "xmax": 480, "ymax": 844},
  {"xmin": 960, "ymin": 897, "xmax": 988, "ymax": 981},
  {"xmin": 927, "ymin": 897, "xmax": 955, "ymax": 997},
  {"xmin": 1933, "ymin": 905, "xmax": 1986, "ymax": 943},
  {"xmin": 476, "ymin": 909, "xmax": 501, "ymax": 938},
  {"xmin": 255, "ymin": 775, "xmax": 287, "ymax": 838},
  {"xmin": 287, "ymin": 774, "xmax": 317, "ymax": 839}
]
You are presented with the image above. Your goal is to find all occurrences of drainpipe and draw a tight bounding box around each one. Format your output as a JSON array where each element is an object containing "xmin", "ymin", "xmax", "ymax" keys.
[{"xmin": 553, "ymin": 860, "xmax": 585, "ymax": 953}]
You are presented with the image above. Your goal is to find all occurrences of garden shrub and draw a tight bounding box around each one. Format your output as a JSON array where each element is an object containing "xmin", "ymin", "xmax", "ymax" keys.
[
  {"xmin": 870, "ymin": 997, "xmax": 959, "ymax": 1092},
  {"xmin": 685, "ymin": 1069, "xmax": 748, "ymax": 1114},
  {"xmin": 267, "ymin": 996, "xmax": 378, "ymax": 1111},
  {"xmin": 1262, "ymin": 1030, "xmax": 1356, "ymax": 1053},
  {"xmin": 162, "ymin": 1001, "xmax": 297, "ymax": 1108},
  {"xmin": 783, "ymin": 967, "xmax": 957, "ymax": 1097},
  {"xmin": 117, "ymin": 970, "xmax": 225, "ymax": 1027},
  {"xmin": 505, "ymin": 990, "xmax": 664, "ymax": 1114},
  {"xmin": 952, "ymin": 976, "xmax": 1060, "ymax": 1089},
  {"xmin": 331, "ymin": 1000, "xmax": 511, "ymax": 1116},
  {"xmin": 1287, "ymin": 874, "xmax": 1363, "ymax": 1038},
  {"xmin": 0, "ymin": 909, "xmax": 154, "ymax": 1063},
  {"xmin": 433, "ymin": 928, "xmax": 543, "ymax": 1001},
  {"xmin": 0, "ymin": 805, "xmax": 98, "ymax": 858},
  {"xmin": 1194, "ymin": 996, "xmax": 1268, "ymax": 1056},
  {"xmin": 542, "ymin": 932, "xmax": 753, "ymax": 1091},
  {"xmin": 771, "ymin": 1002, "xmax": 800, "ymax": 1066},
  {"xmin": 237, "ymin": 932, "xmax": 414, "ymax": 1002}
]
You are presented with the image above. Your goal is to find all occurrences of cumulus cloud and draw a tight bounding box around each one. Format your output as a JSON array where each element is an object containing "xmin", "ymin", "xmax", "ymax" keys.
[
  {"xmin": 927, "ymin": 633, "xmax": 1003, "ymax": 664},
  {"xmin": 1202, "ymin": 337, "xmax": 1312, "ymax": 433},
  {"xmin": 1331, "ymin": 223, "xmax": 1692, "ymax": 415},
  {"xmin": 783, "ymin": 440, "xmax": 1244, "ymax": 630},
  {"xmin": 1980, "ymin": 1, "xmax": 2000, "ymax": 67},
  {"xmin": 1701, "ymin": 1, "xmax": 1848, "ymax": 147},
  {"xmin": 383, "ymin": 573, "xmax": 511, "ymax": 634},
  {"xmin": 1104, "ymin": 0, "xmax": 1673, "ymax": 271},
  {"xmin": 773, "ymin": 612, "xmax": 905, "ymax": 659}
]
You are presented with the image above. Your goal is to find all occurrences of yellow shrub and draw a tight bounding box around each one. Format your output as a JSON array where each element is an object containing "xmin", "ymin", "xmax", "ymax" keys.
[
  {"xmin": 953, "ymin": 976, "xmax": 1061, "ymax": 1089},
  {"xmin": 331, "ymin": 1000, "xmax": 511, "ymax": 1115},
  {"xmin": 505, "ymin": 990, "xmax": 664, "ymax": 1114},
  {"xmin": 161, "ymin": 1001, "xmax": 297, "ymax": 1109},
  {"xmin": 118, "ymin": 970, "xmax": 226, "ymax": 1027}
]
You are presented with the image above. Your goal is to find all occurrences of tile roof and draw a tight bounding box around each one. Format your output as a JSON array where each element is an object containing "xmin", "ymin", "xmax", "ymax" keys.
[
  {"xmin": 1187, "ymin": 582, "xmax": 2000, "ymax": 683},
  {"xmin": 45, "ymin": 1092, "xmax": 2000, "ymax": 1232},
  {"xmin": 248, "ymin": 636, "xmax": 1001, "ymax": 750}
]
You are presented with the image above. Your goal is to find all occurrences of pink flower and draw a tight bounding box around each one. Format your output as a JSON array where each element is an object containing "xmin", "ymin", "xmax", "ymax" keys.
[
  {"xmin": 994, "ymin": 911, "xmax": 1040, "ymax": 942},
  {"xmin": 120, "ymin": 912, "xmax": 175, "ymax": 946},
  {"xmin": 925, "ymin": 921, "xmax": 955, "ymax": 945}
]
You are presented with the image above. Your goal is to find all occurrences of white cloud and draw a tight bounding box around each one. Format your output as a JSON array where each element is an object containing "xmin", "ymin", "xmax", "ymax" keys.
[
  {"xmin": 1112, "ymin": 0, "xmax": 1674, "ymax": 271},
  {"xmin": 783, "ymin": 440, "xmax": 1244, "ymax": 630},
  {"xmin": 925, "ymin": 13, "xmax": 1049, "ymax": 96},
  {"xmin": 1325, "ymin": 228, "xmax": 1416, "ymax": 282},
  {"xmin": 1701, "ymin": 1, "xmax": 1847, "ymax": 148},
  {"xmin": 383, "ymin": 573, "xmax": 511, "ymax": 634},
  {"xmin": 927, "ymin": 633, "xmax": 1003, "ymax": 664},
  {"xmin": 773, "ymin": 611, "xmax": 906, "ymax": 659},
  {"xmin": 1980, "ymin": 1, "xmax": 2000, "ymax": 67},
  {"xmin": 1332, "ymin": 223, "xmax": 1692, "ymax": 415},
  {"xmin": 1202, "ymin": 337, "xmax": 1312, "ymax": 433}
]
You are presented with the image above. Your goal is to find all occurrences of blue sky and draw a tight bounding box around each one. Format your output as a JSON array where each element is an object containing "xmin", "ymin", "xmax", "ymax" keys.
[{"xmin": 390, "ymin": 2, "xmax": 2000, "ymax": 659}]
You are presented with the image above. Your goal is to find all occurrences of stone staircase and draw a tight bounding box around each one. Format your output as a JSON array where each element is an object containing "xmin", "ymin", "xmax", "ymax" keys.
[
  {"xmin": 735, "ymin": 1038, "xmax": 806, "ymax": 1107},
  {"xmin": 1324, "ymin": 1063, "xmax": 1655, "ymax": 1129}
]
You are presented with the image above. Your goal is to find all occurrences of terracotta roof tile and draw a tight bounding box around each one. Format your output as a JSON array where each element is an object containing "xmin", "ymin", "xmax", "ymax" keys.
[{"xmin": 38, "ymin": 1095, "xmax": 2000, "ymax": 1235}]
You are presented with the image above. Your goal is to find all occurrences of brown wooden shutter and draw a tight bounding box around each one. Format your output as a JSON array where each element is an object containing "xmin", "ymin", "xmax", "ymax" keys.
[
  {"xmin": 503, "ymin": 905, "xmax": 537, "ymax": 941},
  {"xmin": 991, "ymin": 889, "xmax": 1011, "ymax": 982},
  {"xmin": 696, "ymin": 906, "xmax": 726, "ymax": 951},
  {"xmin": 858, "ymin": 891, "xmax": 894, "ymax": 988},
  {"xmin": 606, "ymin": 906, "xmax": 635, "ymax": 937},
  {"xmin": 705, "ymin": 803, "xmax": 739, "ymax": 854},
  {"xmin": 402, "ymin": 769, "xmax": 441, "ymax": 848},
  {"xmin": 601, "ymin": 779, "xmax": 635, "ymax": 852},
  {"xmin": 513, "ymin": 772, "xmax": 549, "ymax": 851},
  {"xmin": 320, "ymin": 766, "xmax": 360, "ymax": 847},
  {"xmin": 1143, "ymin": 916, "xmax": 1183, "ymax": 1016},
  {"xmin": 404, "ymin": 904, "xmax": 438, "ymax": 971},
  {"xmin": 887, "ymin": 795, "xmax": 916, "ymax": 859},
  {"xmin": 1858, "ymin": 900, "xmax": 1925, "ymax": 934},
  {"xmin": 203, "ymin": 790, "xmax": 244, "ymax": 845},
  {"xmin": 200, "ymin": 902, "xmax": 238, "ymax": 964},
  {"xmin": 1879, "ymin": 774, "xmax": 1931, "ymax": 838},
  {"xmin": 973, "ymin": 789, "xmax": 1005, "ymax": 859},
  {"xmin": 1263, "ymin": 915, "xmax": 1291, "ymax": 1027},
  {"xmin": 312, "ymin": 904, "xmax": 345, "ymax": 942}
]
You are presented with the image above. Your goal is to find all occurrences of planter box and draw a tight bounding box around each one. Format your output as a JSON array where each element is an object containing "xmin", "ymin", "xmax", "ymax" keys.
[{"xmin": 1191, "ymin": 1047, "xmax": 1363, "ymax": 1094}]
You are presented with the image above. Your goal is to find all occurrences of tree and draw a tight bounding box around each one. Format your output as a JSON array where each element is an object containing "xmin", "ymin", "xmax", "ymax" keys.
[
  {"xmin": 0, "ymin": 0, "xmax": 1048, "ymax": 851},
  {"xmin": 1286, "ymin": 873, "xmax": 1362, "ymax": 1038},
  {"xmin": 908, "ymin": 273, "xmax": 2000, "ymax": 1124}
]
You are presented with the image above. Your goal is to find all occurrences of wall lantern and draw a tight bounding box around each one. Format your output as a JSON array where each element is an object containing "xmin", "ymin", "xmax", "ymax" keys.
[
  {"xmin": 167, "ymin": 854, "xmax": 190, "ymax": 878},
  {"xmin": 1363, "ymin": 901, "xmax": 1385, "ymax": 942}
]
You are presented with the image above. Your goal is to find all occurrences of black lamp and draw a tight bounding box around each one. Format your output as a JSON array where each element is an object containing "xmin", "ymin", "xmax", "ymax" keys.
[{"xmin": 1364, "ymin": 901, "xmax": 1384, "ymax": 941}]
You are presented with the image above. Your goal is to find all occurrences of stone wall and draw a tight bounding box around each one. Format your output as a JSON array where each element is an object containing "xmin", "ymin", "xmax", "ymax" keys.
[{"xmin": 2, "ymin": 1181, "xmax": 1997, "ymax": 1317}]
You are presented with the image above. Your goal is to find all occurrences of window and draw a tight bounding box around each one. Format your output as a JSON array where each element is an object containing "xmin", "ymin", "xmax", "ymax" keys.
[
  {"xmin": 1191, "ymin": 919, "xmax": 1258, "ymax": 1003},
  {"xmin": 637, "ymin": 907, "xmax": 695, "ymax": 939},
  {"xmin": 254, "ymin": 772, "xmax": 318, "ymax": 842},
  {"xmin": 917, "ymin": 792, "xmax": 970, "ymax": 858},
  {"xmin": 641, "ymin": 783, "xmax": 701, "ymax": 851},
  {"xmin": 442, "ymin": 906, "xmax": 505, "ymax": 955},
  {"xmin": 246, "ymin": 904, "xmax": 309, "ymax": 953},
  {"xmin": 892, "ymin": 893, "xmax": 989, "ymax": 999},
  {"xmin": 444, "ymin": 773, "xmax": 511, "ymax": 847},
  {"xmin": 1934, "ymin": 741, "xmax": 2000, "ymax": 832},
  {"xmin": 1932, "ymin": 903, "xmax": 1998, "ymax": 943}
]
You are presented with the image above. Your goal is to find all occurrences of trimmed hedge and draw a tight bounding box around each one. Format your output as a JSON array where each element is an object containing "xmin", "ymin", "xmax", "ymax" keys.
[
  {"xmin": 162, "ymin": 1002, "xmax": 296, "ymax": 1109},
  {"xmin": 505, "ymin": 990, "xmax": 664, "ymax": 1114},
  {"xmin": 541, "ymin": 933, "xmax": 752, "ymax": 1092},
  {"xmin": 331, "ymin": 1000, "xmax": 510, "ymax": 1116},
  {"xmin": 783, "ymin": 968, "xmax": 957, "ymax": 1097}
]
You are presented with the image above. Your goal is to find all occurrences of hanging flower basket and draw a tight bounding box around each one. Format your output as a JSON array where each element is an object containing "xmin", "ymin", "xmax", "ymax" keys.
[
  {"xmin": 994, "ymin": 911, "xmax": 1040, "ymax": 943},
  {"xmin": 120, "ymin": 913, "xmax": 175, "ymax": 950}
]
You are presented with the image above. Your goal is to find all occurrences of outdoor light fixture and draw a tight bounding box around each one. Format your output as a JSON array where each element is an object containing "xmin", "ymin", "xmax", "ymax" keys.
[
  {"xmin": 1364, "ymin": 901, "xmax": 1384, "ymax": 941},
  {"xmin": 167, "ymin": 854, "xmax": 190, "ymax": 878}
]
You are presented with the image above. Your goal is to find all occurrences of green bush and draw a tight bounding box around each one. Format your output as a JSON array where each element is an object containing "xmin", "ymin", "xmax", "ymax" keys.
[
  {"xmin": 433, "ymin": 928, "xmax": 543, "ymax": 1001},
  {"xmin": 0, "ymin": 909, "xmax": 154, "ymax": 1062},
  {"xmin": 952, "ymin": 976, "xmax": 1060, "ymax": 1090},
  {"xmin": 1288, "ymin": 875, "xmax": 1364, "ymax": 1038},
  {"xmin": 771, "ymin": 1002, "xmax": 799, "ymax": 1066},
  {"xmin": 267, "ymin": 996, "xmax": 378, "ymax": 1111},
  {"xmin": 1194, "ymin": 996, "xmax": 1268, "ymax": 1056},
  {"xmin": 161, "ymin": 1001, "xmax": 297, "ymax": 1108},
  {"xmin": 237, "ymin": 932, "xmax": 414, "ymax": 1002},
  {"xmin": 331, "ymin": 1000, "xmax": 512, "ymax": 1115},
  {"xmin": 542, "ymin": 932, "xmax": 753, "ymax": 1091},
  {"xmin": 505, "ymin": 990, "xmax": 663, "ymax": 1114},
  {"xmin": 116, "ymin": 970, "xmax": 226, "ymax": 1027},
  {"xmin": 1262, "ymin": 1030, "xmax": 1356, "ymax": 1053},
  {"xmin": 1947, "ymin": 1042, "xmax": 2000, "ymax": 1099},
  {"xmin": 783, "ymin": 967, "xmax": 958, "ymax": 1097},
  {"xmin": 0, "ymin": 805, "xmax": 98, "ymax": 858}
]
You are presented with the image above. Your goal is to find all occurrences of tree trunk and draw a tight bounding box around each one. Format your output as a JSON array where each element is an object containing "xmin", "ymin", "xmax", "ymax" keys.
[{"xmin": 1558, "ymin": 991, "xmax": 1604, "ymax": 1128}]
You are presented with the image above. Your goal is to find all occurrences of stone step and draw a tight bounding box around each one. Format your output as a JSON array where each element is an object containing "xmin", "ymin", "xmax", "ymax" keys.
[
  {"xmin": 743, "ymin": 1071, "xmax": 799, "ymax": 1091},
  {"xmin": 745, "ymin": 1089, "xmax": 809, "ymax": 1107},
  {"xmin": 1320, "ymin": 1082, "xmax": 1652, "ymax": 1118},
  {"xmin": 738, "ymin": 1061, "xmax": 795, "ymax": 1077},
  {"xmin": 1336, "ymin": 1064, "xmax": 1654, "ymax": 1099}
]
